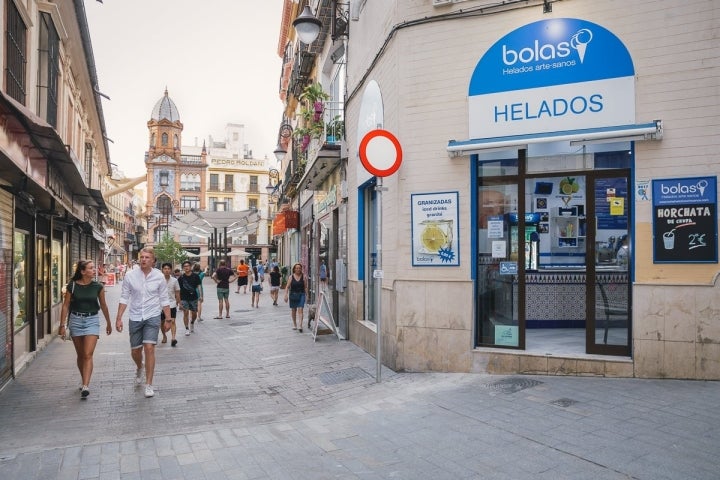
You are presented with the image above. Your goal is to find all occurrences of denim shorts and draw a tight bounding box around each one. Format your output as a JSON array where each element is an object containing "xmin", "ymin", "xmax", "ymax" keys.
[
  {"xmin": 68, "ymin": 312, "xmax": 100, "ymax": 337},
  {"xmin": 180, "ymin": 299, "xmax": 198, "ymax": 312},
  {"xmin": 129, "ymin": 315, "xmax": 161, "ymax": 349}
]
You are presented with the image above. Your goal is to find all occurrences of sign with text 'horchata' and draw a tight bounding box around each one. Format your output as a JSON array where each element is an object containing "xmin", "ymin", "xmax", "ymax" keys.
[{"xmin": 652, "ymin": 176, "xmax": 718, "ymax": 263}]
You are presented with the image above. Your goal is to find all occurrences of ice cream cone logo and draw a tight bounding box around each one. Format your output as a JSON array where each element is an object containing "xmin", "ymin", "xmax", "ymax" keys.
[
  {"xmin": 697, "ymin": 179, "xmax": 708, "ymax": 196},
  {"xmin": 570, "ymin": 28, "xmax": 593, "ymax": 63}
]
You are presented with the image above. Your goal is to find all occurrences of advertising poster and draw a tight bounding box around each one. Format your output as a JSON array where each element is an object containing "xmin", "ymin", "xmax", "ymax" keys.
[
  {"xmin": 411, "ymin": 192, "xmax": 459, "ymax": 266},
  {"xmin": 652, "ymin": 176, "xmax": 717, "ymax": 263}
]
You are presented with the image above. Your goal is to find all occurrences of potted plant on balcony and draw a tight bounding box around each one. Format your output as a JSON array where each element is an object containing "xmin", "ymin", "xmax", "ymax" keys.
[
  {"xmin": 299, "ymin": 82, "xmax": 330, "ymax": 121},
  {"xmin": 293, "ymin": 126, "xmax": 312, "ymax": 152},
  {"xmin": 326, "ymin": 115, "xmax": 344, "ymax": 143}
]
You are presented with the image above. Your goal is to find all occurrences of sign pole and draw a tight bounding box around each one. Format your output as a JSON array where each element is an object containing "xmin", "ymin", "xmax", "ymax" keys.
[
  {"xmin": 375, "ymin": 176, "xmax": 383, "ymax": 383},
  {"xmin": 358, "ymin": 129, "xmax": 403, "ymax": 385}
]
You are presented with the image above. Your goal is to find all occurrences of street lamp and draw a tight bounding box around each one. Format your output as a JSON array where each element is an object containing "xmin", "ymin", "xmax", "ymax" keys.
[
  {"xmin": 274, "ymin": 123, "xmax": 293, "ymax": 162},
  {"xmin": 266, "ymin": 168, "xmax": 280, "ymax": 194},
  {"xmin": 293, "ymin": 5, "xmax": 322, "ymax": 45},
  {"xmin": 293, "ymin": 1, "xmax": 350, "ymax": 45}
]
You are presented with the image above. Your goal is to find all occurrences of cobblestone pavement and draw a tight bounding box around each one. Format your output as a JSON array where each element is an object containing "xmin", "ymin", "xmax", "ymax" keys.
[{"xmin": 0, "ymin": 279, "xmax": 718, "ymax": 479}]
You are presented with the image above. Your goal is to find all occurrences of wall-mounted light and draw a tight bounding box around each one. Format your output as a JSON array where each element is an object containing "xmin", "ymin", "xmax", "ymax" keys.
[
  {"xmin": 331, "ymin": 1, "xmax": 350, "ymax": 41},
  {"xmin": 293, "ymin": 5, "xmax": 322, "ymax": 45},
  {"xmin": 274, "ymin": 123, "xmax": 293, "ymax": 162},
  {"xmin": 266, "ymin": 169, "xmax": 280, "ymax": 195},
  {"xmin": 159, "ymin": 170, "xmax": 169, "ymax": 187}
]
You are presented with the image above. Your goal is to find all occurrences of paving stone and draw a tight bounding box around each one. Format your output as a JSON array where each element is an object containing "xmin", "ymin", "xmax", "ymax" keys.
[{"xmin": 1, "ymin": 282, "xmax": 719, "ymax": 479}]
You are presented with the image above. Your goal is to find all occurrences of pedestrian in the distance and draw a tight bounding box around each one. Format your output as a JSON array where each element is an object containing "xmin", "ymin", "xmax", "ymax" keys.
[
  {"xmin": 160, "ymin": 262, "xmax": 181, "ymax": 347},
  {"xmin": 115, "ymin": 247, "xmax": 171, "ymax": 398},
  {"xmin": 192, "ymin": 262, "xmax": 205, "ymax": 321},
  {"xmin": 319, "ymin": 259, "xmax": 328, "ymax": 289},
  {"xmin": 59, "ymin": 260, "xmax": 112, "ymax": 399},
  {"xmin": 236, "ymin": 259, "xmax": 249, "ymax": 293},
  {"xmin": 211, "ymin": 259, "xmax": 236, "ymax": 318},
  {"xmin": 250, "ymin": 266, "xmax": 262, "ymax": 308},
  {"xmin": 269, "ymin": 265, "xmax": 281, "ymax": 306},
  {"xmin": 178, "ymin": 261, "xmax": 203, "ymax": 335},
  {"xmin": 284, "ymin": 263, "xmax": 309, "ymax": 332}
]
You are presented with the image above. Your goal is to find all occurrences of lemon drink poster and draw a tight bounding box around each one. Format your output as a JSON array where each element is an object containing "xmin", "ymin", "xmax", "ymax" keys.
[{"xmin": 411, "ymin": 192, "xmax": 460, "ymax": 266}]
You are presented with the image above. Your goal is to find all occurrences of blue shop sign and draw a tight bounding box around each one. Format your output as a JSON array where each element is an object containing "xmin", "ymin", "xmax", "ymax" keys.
[{"xmin": 468, "ymin": 18, "xmax": 636, "ymax": 139}]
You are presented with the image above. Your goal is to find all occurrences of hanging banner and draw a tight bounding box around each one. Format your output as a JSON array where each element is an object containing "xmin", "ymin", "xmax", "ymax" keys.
[{"xmin": 652, "ymin": 176, "xmax": 718, "ymax": 263}]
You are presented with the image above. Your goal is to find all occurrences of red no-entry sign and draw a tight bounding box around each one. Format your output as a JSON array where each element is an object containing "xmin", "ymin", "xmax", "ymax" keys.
[{"xmin": 359, "ymin": 129, "xmax": 402, "ymax": 177}]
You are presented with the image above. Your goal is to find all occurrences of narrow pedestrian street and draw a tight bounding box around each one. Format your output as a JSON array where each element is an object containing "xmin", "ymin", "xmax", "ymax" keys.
[{"xmin": 0, "ymin": 279, "xmax": 718, "ymax": 479}]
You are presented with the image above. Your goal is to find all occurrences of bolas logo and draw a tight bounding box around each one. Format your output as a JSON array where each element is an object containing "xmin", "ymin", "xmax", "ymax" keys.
[
  {"xmin": 502, "ymin": 28, "xmax": 594, "ymax": 66},
  {"xmin": 660, "ymin": 179, "xmax": 710, "ymax": 196}
]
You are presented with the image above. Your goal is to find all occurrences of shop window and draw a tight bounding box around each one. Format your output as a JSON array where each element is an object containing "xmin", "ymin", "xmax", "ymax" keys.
[{"xmin": 13, "ymin": 231, "xmax": 28, "ymax": 331}]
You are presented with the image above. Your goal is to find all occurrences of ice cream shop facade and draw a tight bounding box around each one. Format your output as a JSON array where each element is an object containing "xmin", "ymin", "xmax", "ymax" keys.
[{"xmin": 346, "ymin": 1, "xmax": 719, "ymax": 380}]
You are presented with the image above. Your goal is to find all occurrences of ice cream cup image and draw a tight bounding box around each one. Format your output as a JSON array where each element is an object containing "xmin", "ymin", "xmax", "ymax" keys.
[{"xmin": 663, "ymin": 231, "xmax": 675, "ymax": 250}]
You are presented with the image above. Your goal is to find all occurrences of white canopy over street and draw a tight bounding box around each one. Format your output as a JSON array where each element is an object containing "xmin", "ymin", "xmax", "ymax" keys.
[{"xmin": 168, "ymin": 209, "xmax": 261, "ymax": 238}]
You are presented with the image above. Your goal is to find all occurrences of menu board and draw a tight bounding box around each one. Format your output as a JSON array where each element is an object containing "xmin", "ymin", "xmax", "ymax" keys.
[{"xmin": 652, "ymin": 176, "xmax": 718, "ymax": 263}]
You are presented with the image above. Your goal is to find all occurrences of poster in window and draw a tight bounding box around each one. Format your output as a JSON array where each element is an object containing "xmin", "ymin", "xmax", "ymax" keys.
[{"xmin": 411, "ymin": 192, "xmax": 460, "ymax": 266}]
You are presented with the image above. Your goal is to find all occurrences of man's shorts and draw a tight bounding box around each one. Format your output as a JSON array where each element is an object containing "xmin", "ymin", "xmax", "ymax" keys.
[
  {"xmin": 237, "ymin": 276, "xmax": 248, "ymax": 286},
  {"xmin": 181, "ymin": 299, "xmax": 198, "ymax": 312},
  {"xmin": 216, "ymin": 288, "xmax": 230, "ymax": 300},
  {"xmin": 161, "ymin": 307, "xmax": 177, "ymax": 321},
  {"xmin": 129, "ymin": 315, "xmax": 161, "ymax": 349}
]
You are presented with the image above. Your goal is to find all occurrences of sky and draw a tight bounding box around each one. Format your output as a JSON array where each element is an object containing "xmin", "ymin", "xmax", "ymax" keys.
[{"xmin": 84, "ymin": 0, "xmax": 284, "ymax": 178}]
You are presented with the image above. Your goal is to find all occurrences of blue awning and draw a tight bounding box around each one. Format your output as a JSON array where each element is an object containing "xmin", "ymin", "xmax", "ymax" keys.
[{"xmin": 447, "ymin": 120, "xmax": 662, "ymax": 157}]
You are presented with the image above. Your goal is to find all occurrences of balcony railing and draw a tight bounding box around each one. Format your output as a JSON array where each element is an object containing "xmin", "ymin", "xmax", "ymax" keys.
[{"xmin": 180, "ymin": 155, "xmax": 203, "ymax": 165}]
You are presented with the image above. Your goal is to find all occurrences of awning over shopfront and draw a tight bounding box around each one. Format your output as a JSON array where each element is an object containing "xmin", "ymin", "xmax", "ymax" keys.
[
  {"xmin": 272, "ymin": 210, "xmax": 299, "ymax": 236},
  {"xmin": 88, "ymin": 189, "xmax": 109, "ymax": 213},
  {"xmin": 0, "ymin": 90, "xmax": 94, "ymax": 200},
  {"xmin": 92, "ymin": 229, "xmax": 106, "ymax": 244},
  {"xmin": 448, "ymin": 121, "xmax": 662, "ymax": 158}
]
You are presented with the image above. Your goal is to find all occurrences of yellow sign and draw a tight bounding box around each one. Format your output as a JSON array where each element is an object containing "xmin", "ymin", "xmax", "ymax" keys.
[{"xmin": 610, "ymin": 197, "xmax": 624, "ymax": 215}]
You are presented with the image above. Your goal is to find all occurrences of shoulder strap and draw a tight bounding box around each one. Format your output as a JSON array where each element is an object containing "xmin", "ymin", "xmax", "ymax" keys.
[{"xmin": 71, "ymin": 281, "xmax": 75, "ymax": 295}]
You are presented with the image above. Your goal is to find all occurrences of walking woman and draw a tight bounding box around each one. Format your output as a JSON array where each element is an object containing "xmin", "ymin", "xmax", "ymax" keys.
[
  {"xmin": 59, "ymin": 260, "xmax": 112, "ymax": 398},
  {"xmin": 284, "ymin": 263, "xmax": 309, "ymax": 332},
  {"xmin": 250, "ymin": 265, "xmax": 262, "ymax": 308},
  {"xmin": 269, "ymin": 265, "xmax": 281, "ymax": 306}
]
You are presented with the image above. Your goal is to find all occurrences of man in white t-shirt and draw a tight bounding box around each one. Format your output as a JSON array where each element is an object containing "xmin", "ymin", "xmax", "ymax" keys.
[{"xmin": 160, "ymin": 262, "xmax": 181, "ymax": 347}]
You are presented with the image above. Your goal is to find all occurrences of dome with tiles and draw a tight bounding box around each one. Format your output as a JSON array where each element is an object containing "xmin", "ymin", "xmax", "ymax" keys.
[{"xmin": 151, "ymin": 88, "xmax": 180, "ymax": 122}]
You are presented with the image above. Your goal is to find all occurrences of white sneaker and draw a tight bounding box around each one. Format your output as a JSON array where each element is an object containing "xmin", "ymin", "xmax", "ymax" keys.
[
  {"xmin": 190, "ymin": 325, "xmax": 195, "ymax": 333},
  {"xmin": 144, "ymin": 385, "xmax": 154, "ymax": 398},
  {"xmin": 185, "ymin": 329, "xmax": 190, "ymax": 336},
  {"xmin": 135, "ymin": 365, "xmax": 144, "ymax": 385}
]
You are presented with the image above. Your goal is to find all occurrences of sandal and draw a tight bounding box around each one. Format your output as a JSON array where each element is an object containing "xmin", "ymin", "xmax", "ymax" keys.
[{"xmin": 213, "ymin": 316, "xmax": 223, "ymax": 319}]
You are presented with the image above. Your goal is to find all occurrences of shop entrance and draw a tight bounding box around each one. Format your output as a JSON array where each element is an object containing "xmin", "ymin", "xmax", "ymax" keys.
[{"xmin": 475, "ymin": 149, "xmax": 631, "ymax": 357}]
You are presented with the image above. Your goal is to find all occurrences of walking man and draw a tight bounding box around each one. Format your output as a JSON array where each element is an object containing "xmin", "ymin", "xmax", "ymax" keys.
[
  {"xmin": 235, "ymin": 259, "xmax": 249, "ymax": 293},
  {"xmin": 211, "ymin": 259, "xmax": 236, "ymax": 318},
  {"xmin": 160, "ymin": 262, "xmax": 181, "ymax": 347},
  {"xmin": 115, "ymin": 247, "xmax": 171, "ymax": 398},
  {"xmin": 178, "ymin": 260, "xmax": 203, "ymax": 336}
]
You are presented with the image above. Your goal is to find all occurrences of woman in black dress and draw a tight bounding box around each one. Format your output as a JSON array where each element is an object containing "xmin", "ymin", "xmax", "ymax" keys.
[{"xmin": 284, "ymin": 263, "xmax": 308, "ymax": 332}]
